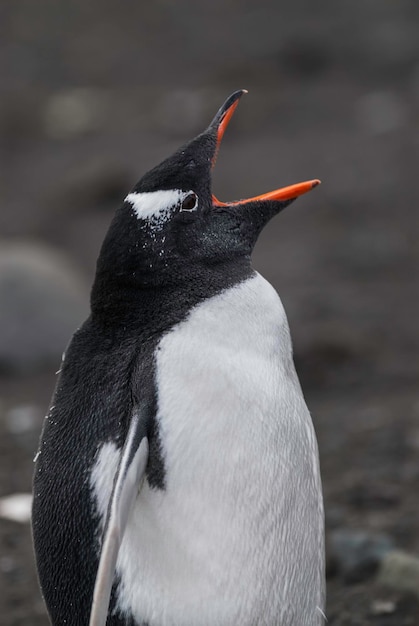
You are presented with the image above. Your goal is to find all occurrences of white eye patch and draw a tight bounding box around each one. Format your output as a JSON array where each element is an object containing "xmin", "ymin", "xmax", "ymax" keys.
[{"xmin": 125, "ymin": 189, "xmax": 190, "ymax": 223}]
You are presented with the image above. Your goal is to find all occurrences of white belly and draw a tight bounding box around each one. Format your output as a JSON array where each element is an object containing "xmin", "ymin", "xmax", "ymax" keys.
[{"xmin": 92, "ymin": 273, "xmax": 325, "ymax": 625}]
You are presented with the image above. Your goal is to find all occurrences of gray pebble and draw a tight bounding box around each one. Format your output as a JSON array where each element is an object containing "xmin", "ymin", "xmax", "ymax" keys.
[
  {"xmin": 4, "ymin": 404, "xmax": 43, "ymax": 453},
  {"xmin": 377, "ymin": 550, "xmax": 419, "ymax": 599},
  {"xmin": 329, "ymin": 528, "xmax": 395, "ymax": 583},
  {"xmin": 43, "ymin": 88, "xmax": 110, "ymax": 139},
  {"xmin": 0, "ymin": 242, "xmax": 88, "ymax": 373}
]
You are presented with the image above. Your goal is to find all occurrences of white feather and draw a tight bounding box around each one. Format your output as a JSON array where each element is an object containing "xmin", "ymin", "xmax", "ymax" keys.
[
  {"xmin": 91, "ymin": 273, "xmax": 325, "ymax": 625},
  {"xmin": 89, "ymin": 422, "xmax": 148, "ymax": 626},
  {"xmin": 125, "ymin": 190, "xmax": 187, "ymax": 222}
]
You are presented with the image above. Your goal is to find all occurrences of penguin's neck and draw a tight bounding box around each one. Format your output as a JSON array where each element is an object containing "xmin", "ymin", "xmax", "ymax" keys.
[{"xmin": 90, "ymin": 258, "xmax": 254, "ymax": 335}]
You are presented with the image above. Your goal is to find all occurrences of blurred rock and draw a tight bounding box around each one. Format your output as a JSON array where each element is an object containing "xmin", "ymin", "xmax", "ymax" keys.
[
  {"xmin": 0, "ymin": 494, "xmax": 32, "ymax": 523},
  {"xmin": 43, "ymin": 88, "xmax": 110, "ymax": 139},
  {"xmin": 377, "ymin": 550, "xmax": 419, "ymax": 599},
  {"xmin": 4, "ymin": 405, "xmax": 40, "ymax": 435},
  {"xmin": 370, "ymin": 599, "xmax": 396, "ymax": 616},
  {"xmin": 329, "ymin": 529, "xmax": 395, "ymax": 583},
  {"xmin": 356, "ymin": 91, "xmax": 408, "ymax": 135},
  {"xmin": 4, "ymin": 404, "xmax": 43, "ymax": 454},
  {"xmin": 0, "ymin": 242, "xmax": 88, "ymax": 373}
]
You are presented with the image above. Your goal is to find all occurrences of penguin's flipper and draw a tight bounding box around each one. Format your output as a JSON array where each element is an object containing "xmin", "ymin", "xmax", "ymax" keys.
[{"xmin": 89, "ymin": 407, "xmax": 149, "ymax": 626}]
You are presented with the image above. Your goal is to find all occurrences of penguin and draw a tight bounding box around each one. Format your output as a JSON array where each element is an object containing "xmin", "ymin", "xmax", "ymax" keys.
[{"xmin": 32, "ymin": 90, "xmax": 325, "ymax": 626}]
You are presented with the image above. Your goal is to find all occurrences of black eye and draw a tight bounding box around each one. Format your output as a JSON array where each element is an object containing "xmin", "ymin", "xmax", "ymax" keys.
[{"xmin": 180, "ymin": 192, "xmax": 198, "ymax": 212}]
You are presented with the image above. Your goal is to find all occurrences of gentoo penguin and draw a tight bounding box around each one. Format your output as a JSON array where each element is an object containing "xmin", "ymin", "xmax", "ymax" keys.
[{"xmin": 32, "ymin": 90, "xmax": 325, "ymax": 626}]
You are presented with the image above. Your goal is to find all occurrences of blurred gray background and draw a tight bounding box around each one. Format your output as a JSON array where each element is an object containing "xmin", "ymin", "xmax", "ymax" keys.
[{"xmin": 0, "ymin": 1, "xmax": 418, "ymax": 624}]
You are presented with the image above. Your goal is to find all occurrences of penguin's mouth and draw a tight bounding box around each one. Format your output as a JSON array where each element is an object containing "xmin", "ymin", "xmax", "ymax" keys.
[{"xmin": 210, "ymin": 90, "xmax": 320, "ymax": 208}]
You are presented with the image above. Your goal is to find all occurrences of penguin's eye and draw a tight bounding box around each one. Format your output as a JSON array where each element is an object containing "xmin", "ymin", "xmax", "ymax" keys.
[{"xmin": 180, "ymin": 192, "xmax": 198, "ymax": 212}]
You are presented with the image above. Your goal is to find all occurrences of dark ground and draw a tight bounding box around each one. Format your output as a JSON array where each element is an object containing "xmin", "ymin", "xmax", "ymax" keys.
[{"xmin": 1, "ymin": 1, "xmax": 419, "ymax": 624}]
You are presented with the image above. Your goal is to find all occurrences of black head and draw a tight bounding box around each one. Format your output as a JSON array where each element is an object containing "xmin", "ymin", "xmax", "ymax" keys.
[{"xmin": 92, "ymin": 91, "xmax": 319, "ymax": 315}]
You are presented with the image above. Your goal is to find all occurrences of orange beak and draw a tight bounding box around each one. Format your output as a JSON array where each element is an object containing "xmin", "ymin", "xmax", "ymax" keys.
[{"xmin": 211, "ymin": 90, "xmax": 321, "ymax": 207}]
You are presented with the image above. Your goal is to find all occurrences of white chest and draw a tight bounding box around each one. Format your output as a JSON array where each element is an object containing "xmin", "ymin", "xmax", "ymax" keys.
[{"xmin": 91, "ymin": 274, "xmax": 325, "ymax": 625}]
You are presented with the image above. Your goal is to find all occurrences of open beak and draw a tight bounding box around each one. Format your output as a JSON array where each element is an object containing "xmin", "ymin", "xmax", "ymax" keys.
[{"xmin": 209, "ymin": 90, "xmax": 320, "ymax": 208}]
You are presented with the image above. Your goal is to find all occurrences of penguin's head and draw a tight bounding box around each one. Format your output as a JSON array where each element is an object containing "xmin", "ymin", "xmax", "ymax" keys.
[{"xmin": 93, "ymin": 91, "xmax": 319, "ymax": 296}]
